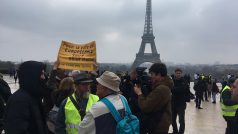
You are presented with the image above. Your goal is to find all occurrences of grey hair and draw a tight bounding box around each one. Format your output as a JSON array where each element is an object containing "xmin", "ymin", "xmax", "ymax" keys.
[{"xmin": 105, "ymin": 86, "xmax": 119, "ymax": 95}]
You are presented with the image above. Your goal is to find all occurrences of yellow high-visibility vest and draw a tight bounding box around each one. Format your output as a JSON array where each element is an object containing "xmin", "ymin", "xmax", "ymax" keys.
[
  {"xmin": 220, "ymin": 86, "xmax": 238, "ymax": 117},
  {"xmin": 64, "ymin": 93, "xmax": 99, "ymax": 134}
]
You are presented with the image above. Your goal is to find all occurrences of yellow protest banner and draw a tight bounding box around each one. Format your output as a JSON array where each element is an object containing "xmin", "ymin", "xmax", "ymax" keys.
[{"xmin": 57, "ymin": 40, "xmax": 97, "ymax": 71}]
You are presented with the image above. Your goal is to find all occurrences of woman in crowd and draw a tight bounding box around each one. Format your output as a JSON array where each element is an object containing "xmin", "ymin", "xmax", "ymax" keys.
[{"xmin": 47, "ymin": 77, "xmax": 75, "ymax": 133}]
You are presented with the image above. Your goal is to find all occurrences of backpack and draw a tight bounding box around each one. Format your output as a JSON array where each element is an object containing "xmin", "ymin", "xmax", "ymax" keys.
[
  {"xmin": 47, "ymin": 105, "xmax": 59, "ymax": 133},
  {"xmin": 101, "ymin": 95, "xmax": 140, "ymax": 134}
]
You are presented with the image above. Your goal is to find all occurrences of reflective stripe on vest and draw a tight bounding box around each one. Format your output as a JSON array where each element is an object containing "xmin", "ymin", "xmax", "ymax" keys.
[
  {"xmin": 220, "ymin": 86, "xmax": 238, "ymax": 117},
  {"xmin": 66, "ymin": 124, "xmax": 79, "ymax": 129},
  {"xmin": 222, "ymin": 108, "xmax": 237, "ymax": 112},
  {"xmin": 64, "ymin": 93, "xmax": 99, "ymax": 134}
]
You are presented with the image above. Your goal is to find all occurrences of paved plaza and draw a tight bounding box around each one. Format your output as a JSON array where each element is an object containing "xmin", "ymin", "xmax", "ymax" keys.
[
  {"xmin": 168, "ymin": 97, "xmax": 226, "ymax": 134},
  {"xmin": 168, "ymin": 82, "xmax": 226, "ymax": 134},
  {"xmin": 3, "ymin": 75, "xmax": 226, "ymax": 134}
]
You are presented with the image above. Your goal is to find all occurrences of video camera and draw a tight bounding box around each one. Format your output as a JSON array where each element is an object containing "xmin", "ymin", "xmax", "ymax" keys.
[{"xmin": 134, "ymin": 67, "xmax": 152, "ymax": 96}]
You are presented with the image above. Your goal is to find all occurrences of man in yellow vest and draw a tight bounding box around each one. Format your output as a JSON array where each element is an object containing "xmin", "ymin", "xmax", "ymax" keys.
[
  {"xmin": 55, "ymin": 72, "xmax": 99, "ymax": 134},
  {"xmin": 221, "ymin": 78, "xmax": 238, "ymax": 134},
  {"xmin": 232, "ymin": 79, "xmax": 238, "ymax": 102},
  {"xmin": 78, "ymin": 71, "xmax": 133, "ymax": 134}
]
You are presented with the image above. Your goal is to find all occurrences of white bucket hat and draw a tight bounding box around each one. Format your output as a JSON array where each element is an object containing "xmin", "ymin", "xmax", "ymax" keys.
[{"xmin": 96, "ymin": 71, "xmax": 121, "ymax": 92}]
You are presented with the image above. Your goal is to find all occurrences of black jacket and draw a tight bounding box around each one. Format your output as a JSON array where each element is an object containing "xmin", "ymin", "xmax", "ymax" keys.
[
  {"xmin": 4, "ymin": 61, "xmax": 48, "ymax": 134},
  {"xmin": 194, "ymin": 79, "xmax": 206, "ymax": 94},
  {"xmin": 171, "ymin": 77, "xmax": 189, "ymax": 106},
  {"xmin": 0, "ymin": 78, "xmax": 12, "ymax": 131},
  {"xmin": 0, "ymin": 79, "xmax": 12, "ymax": 117},
  {"xmin": 0, "ymin": 79, "xmax": 11, "ymax": 103}
]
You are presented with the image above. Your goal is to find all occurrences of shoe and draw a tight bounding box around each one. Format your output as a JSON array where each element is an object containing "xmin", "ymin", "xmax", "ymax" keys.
[
  {"xmin": 198, "ymin": 107, "xmax": 203, "ymax": 109},
  {"xmin": 212, "ymin": 101, "xmax": 216, "ymax": 104}
]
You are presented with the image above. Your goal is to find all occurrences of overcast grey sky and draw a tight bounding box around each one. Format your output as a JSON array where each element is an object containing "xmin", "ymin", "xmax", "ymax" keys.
[{"xmin": 0, "ymin": 0, "xmax": 238, "ymax": 64}]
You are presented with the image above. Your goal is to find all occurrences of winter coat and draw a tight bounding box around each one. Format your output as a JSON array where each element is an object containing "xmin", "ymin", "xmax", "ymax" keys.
[
  {"xmin": 171, "ymin": 77, "xmax": 189, "ymax": 106},
  {"xmin": 138, "ymin": 76, "xmax": 173, "ymax": 133},
  {"xmin": 45, "ymin": 69, "xmax": 67, "ymax": 114},
  {"xmin": 4, "ymin": 61, "xmax": 48, "ymax": 134},
  {"xmin": 0, "ymin": 78, "xmax": 12, "ymax": 131},
  {"xmin": 0, "ymin": 79, "xmax": 11, "ymax": 117},
  {"xmin": 44, "ymin": 70, "xmax": 59, "ymax": 114},
  {"xmin": 0, "ymin": 79, "xmax": 12, "ymax": 103},
  {"xmin": 212, "ymin": 83, "xmax": 219, "ymax": 93},
  {"xmin": 77, "ymin": 94, "xmax": 125, "ymax": 134},
  {"xmin": 194, "ymin": 79, "xmax": 206, "ymax": 95}
]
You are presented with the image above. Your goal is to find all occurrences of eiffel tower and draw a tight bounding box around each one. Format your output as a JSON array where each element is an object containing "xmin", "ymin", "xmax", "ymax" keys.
[{"xmin": 131, "ymin": 0, "xmax": 160, "ymax": 70}]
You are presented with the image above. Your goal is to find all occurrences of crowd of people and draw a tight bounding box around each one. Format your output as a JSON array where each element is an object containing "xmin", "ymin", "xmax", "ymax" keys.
[{"xmin": 0, "ymin": 60, "xmax": 238, "ymax": 134}]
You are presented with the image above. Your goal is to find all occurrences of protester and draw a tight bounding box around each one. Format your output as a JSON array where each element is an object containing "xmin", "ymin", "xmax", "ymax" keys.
[
  {"xmin": 52, "ymin": 77, "xmax": 75, "ymax": 107},
  {"xmin": 89, "ymin": 71, "xmax": 98, "ymax": 95},
  {"xmin": 207, "ymin": 75, "xmax": 212, "ymax": 101},
  {"xmin": 220, "ymin": 78, "xmax": 238, "ymax": 134},
  {"xmin": 194, "ymin": 76, "xmax": 206, "ymax": 109},
  {"xmin": 171, "ymin": 68, "xmax": 189, "ymax": 134},
  {"xmin": 201, "ymin": 75, "xmax": 209, "ymax": 102},
  {"xmin": 77, "ymin": 71, "xmax": 138, "ymax": 134},
  {"xmin": 194, "ymin": 73, "xmax": 199, "ymax": 84},
  {"xmin": 222, "ymin": 78, "xmax": 228, "ymax": 91},
  {"xmin": 47, "ymin": 77, "xmax": 75, "ymax": 133},
  {"xmin": 45, "ymin": 61, "xmax": 67, "ymax": 114},
  {"xmin": 55, "ymin": 72, "xmax": 99, "ymax": 134},
  {"xmin": 47, "ymin": 61, "xmax": 67, "ymax": 94},
  {"xmin": 13, "ymin": 70, "xmax": 18, "ymax": 84},
  {"xmin": 0, "ymin": 73, "xmax": 12, "ymax": 133},
  {"xmin": 4, "ymin": 61, "xmax": 49, "ymax": 134},
  {"xmin": 134, "ymin": 62, "xmax": 173, "ymax": 134},
  {"xmin": 231, "ymin": 79, "xmax": 238, "ymax": 103},
  {"xmin": 211, "ymin": 81, "xmax": 219, "ymax": 104}
]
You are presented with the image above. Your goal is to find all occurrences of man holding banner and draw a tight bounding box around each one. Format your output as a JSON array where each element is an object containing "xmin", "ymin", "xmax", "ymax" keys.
[{"xmin": 54, "ymin": 41, "xmax": 99, "ymax": 134}]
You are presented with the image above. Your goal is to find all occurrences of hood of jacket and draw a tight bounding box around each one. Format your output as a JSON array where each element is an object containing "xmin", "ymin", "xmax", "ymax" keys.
[{"xmin": 18, "ymin": 61, "xmax": 46, "ymax": 98}]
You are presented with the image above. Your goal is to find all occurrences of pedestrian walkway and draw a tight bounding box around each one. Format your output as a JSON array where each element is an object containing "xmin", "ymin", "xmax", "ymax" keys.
[
  {"xmin": 2, "ymin": 75, "xmax": 226, "ymax": 134},
  {"xmin": 168, "ymin": 99, "xmax": 226, "ymax": 134},
  {"xmin": 3, "ymin": 75, "xmax": 19, "ymax": 93},
  {"xmin": 168, "ymin": 82, "xmax": 226, "ymax": 134}
]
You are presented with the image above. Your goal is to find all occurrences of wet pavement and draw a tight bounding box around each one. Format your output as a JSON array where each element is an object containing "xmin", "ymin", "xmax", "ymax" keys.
[
  {"xmin": 2, "ymin": 75, "xmax": 226, "ymax": 134},
  {"xmin": 168, "ymin": 97, "xmax": 226, "ymax": 134},
  {"xmin": 167, "ymin": 82, "xmax": 226, "ymax": 134},
  {"xmin": 3, "ymin": 75, "xmax": 19, "ymax": 93}
]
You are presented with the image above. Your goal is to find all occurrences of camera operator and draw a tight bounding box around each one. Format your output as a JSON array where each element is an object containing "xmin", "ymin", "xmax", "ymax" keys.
[{"xmin": 133, "ymin": 62, "xmax": 173, "ymax": 134}]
